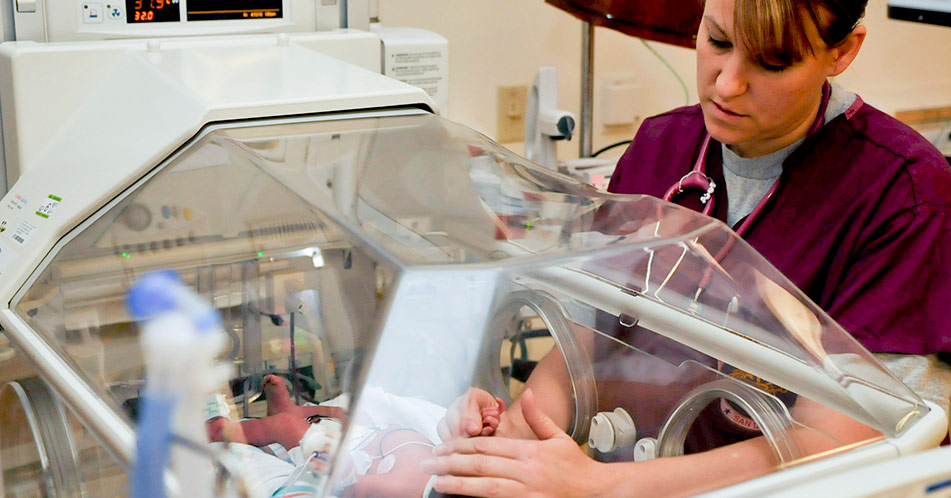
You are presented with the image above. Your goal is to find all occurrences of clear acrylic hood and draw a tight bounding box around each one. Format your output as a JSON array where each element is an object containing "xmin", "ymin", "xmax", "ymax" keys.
[{"xmin": 11, "ymin": 109, "xmax": 930, "ymax": 496}]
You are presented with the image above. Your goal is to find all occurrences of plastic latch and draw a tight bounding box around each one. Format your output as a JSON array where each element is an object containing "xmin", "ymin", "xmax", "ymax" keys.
[
  {"xmin": 588, "ymin": 407, "xmax": 637, "ymax": 453},
  {"xmin": 16, "ymin": 0, "xmax": 37, "ymax": 13},
  {"xmin": 634, "ymin": 437, "xmax": 657, "ymax": 462}
]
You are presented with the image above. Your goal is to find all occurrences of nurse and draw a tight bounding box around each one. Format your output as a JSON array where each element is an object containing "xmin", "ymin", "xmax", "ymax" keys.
[{"xmin": 423, "ymin": 0, "xmax": 951, "ymax": 495}]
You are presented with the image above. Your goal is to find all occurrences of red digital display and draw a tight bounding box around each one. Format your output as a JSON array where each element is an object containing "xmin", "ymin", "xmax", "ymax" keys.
[{"xmin": 126, "ymin": 0, "xmax": 181, "ymax": 23}]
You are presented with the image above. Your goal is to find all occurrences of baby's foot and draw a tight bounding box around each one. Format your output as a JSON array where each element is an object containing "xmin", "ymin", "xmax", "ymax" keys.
[{"xmin": 262, "ymin": 375, "xmax": 295, "ymax": 416}]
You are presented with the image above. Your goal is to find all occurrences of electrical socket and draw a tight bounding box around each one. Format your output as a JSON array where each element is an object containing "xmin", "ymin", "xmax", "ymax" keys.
[
  {"xmin": 497, "ymin": 85, "xmax": 528, "ymax": 143},
  {"xmin": 600, "ymin": 75, "xmax": 640, "ymax": 127}
]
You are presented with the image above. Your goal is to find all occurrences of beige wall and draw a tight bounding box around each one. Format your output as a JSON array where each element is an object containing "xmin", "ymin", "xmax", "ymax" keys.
[{"xmin": 378, "ymin": 0, "xmax": 951, "ymax": 160}]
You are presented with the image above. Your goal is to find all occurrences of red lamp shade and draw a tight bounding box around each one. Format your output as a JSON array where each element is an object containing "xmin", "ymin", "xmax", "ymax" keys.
[{"xmin": 545, "ymin": 0, "xmax": 703, "ymax": 48}]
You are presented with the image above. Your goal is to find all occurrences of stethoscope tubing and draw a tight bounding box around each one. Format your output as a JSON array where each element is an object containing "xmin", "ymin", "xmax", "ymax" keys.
[{"xmin": 664, "ymin": 84, "xmax": 832, "ymax": 237}]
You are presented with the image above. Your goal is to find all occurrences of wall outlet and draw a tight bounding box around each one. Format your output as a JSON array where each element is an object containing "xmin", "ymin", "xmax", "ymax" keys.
[
  {"xmin": 600, "ymin": 76, "xmax": 640, "ymax": 127},
  {"xmin": 497, "ymin": 85, "xmax": 528, "ymax": 143}
]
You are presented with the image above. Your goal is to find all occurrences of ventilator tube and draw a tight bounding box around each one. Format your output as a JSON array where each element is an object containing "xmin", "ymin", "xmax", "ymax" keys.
[{"xmin": 128, "ymin": 271, "xmax": 232, "ymax": 498}]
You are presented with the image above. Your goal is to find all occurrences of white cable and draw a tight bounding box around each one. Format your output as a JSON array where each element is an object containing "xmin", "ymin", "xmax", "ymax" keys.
[{"xmin": 380, "ymin": 440, "xmax": 435, "ymax": 458}]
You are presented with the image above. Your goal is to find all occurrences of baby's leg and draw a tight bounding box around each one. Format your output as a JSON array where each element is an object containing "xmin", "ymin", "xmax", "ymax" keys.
[
  {"xmin": 262, "ymin": 375, "xmax": 348, "ymax": 422},
  {"xmin": 206, "ymin": 375, "xmax": 346, "ymax": 449},
  {"xmin": 206, "ymin": 412, "xmax": 311, "ymax": 450}
]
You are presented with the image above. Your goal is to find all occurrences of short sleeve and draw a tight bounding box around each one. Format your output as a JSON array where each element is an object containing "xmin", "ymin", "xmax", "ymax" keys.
[
  {"xmin": 827, "ymin": 204, "xmax": 951, "ymax": 354},
  {"xmin": 606, "ymin": 133, "xmax": 643, "ymax": 193}
]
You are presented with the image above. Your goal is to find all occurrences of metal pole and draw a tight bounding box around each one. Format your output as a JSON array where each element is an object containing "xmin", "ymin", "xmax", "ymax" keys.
[{"xmin": 580, "ymin": 21, "xmax": 595, "ymax": 158}]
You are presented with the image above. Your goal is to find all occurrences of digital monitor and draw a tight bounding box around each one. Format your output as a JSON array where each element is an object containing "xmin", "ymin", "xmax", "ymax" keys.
[
  {"xmin": 126, "ymin": 0, "xmax": 181, "ymax": 23},
  {"xmin": 887, "ymin": 0, "xmax": 951, "ymax": 27},
  {"xmin": 186, "ymin": 0, "xmax": 283, "ymax": 21}
]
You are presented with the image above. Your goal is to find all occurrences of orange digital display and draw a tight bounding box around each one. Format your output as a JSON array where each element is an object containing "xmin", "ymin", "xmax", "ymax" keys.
[
  {"xmin": 186, "ymin": 0, "xmax": 283, "ymax": 21},
  {"xmin": 126, "ymin": 0, "xmax": 181, "ymax": 23}
]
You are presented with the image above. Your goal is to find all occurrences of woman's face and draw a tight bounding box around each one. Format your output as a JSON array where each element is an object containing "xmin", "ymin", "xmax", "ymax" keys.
[{"xmin": 696, "ymin": 0, "xmax": 842, "ymax": 157}]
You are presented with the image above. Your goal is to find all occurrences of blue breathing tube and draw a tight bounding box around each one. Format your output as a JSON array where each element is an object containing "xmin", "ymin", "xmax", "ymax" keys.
[
  {"xmin": 132, "ymin": 394, "xmax": 175, "ymax": 498},
  {"xmin": 126, "ymin": 270, "xmax": 222, "ymax": 498}
]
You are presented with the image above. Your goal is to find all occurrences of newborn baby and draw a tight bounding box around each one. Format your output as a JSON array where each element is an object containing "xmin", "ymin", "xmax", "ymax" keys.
[
  {"xmin": 206, "ymin": 375, "xmax": 504, "ymax": 497},
  {"xmin": 206, "ymin": 375, "xmax": 346, "ymax": 450}
]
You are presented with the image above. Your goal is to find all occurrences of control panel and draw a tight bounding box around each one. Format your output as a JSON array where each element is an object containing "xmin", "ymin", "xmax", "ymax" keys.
[
  {"xmin": 8, "ymin": 0, "xmax": 338, "ymax": 42},
  {"xmin": 124, "ymin": 0, "xmax": 284, "ymax": 24}
]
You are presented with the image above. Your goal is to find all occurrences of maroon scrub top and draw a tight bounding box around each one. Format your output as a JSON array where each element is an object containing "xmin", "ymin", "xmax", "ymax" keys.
[{"xmin": 608, "ymin": 101, "xmax": 951, "ymax": 355}]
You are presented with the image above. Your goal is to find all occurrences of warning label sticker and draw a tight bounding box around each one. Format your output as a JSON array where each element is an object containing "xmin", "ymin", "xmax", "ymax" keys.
[{"xmin": 12, "ymin": 220, "xmax": 37, "ymax": 246}]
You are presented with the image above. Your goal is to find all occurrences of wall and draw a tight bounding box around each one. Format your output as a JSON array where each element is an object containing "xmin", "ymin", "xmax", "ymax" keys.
[{"xmin": 378, "ymin": 0, "xmax": 951, "ymax": 160}]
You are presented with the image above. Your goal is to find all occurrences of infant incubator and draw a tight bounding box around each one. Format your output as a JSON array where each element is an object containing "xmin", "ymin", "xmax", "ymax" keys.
[{"xmin": 0, "ymin": 109, "xmax": 946, "ymax": 496}]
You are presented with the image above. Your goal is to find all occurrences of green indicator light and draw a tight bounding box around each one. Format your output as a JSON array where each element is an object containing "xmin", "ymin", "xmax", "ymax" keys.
[
  {"xmin": 257, "ymin": 252, "xmax": 265, "ymax": 257},
  {"xmin": 121, "ymin": 252, "xmax": 130, "ymax": 259}
]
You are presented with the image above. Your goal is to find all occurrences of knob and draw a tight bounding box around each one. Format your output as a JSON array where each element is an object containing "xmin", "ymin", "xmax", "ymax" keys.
[
  {"xmin": 121, "ymin": 204, "xmax": 152, "ymax": 232},
  {"xmin": 634, "ymin": 437, "xmax": 657, "ymax": 462},
  {"xmin": 588, "ymin": 407, "xmax": 636, "ymax": 453}
]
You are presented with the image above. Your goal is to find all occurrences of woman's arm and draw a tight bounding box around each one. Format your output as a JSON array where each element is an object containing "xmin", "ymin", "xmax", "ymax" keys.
[
  {"xmin": 424, "ymin": 389, "xmax": 882, "ymax": 497},
  {"xmin": 494, "ymin": 346, "xmax": 575, "ymax": 439}
]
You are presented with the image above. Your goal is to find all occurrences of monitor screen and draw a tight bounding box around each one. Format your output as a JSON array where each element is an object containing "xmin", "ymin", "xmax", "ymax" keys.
[
  {"xmin": 186, "ymin": 0, "xmax": 283, "ymax": 21},
  {"xmin": 888, "ymin": 0, "xmax": 951, "ymax": 27},
  {"xmin": 126, "ymin": 0, "xmax": 181, "ymax": 23}
]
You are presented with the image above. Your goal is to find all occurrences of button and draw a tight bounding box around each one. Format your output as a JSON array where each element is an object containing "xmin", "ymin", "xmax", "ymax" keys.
[
  {"xmin": 161, "ymin": 205, "xmax": 171, "ymax": 219},
  {"xmin": 121, "ymin": 203, "xmax": 151, "ymax": 232},
  {"xmin": 82, "ymin": 3, "xmax": 104, "ymax": 24},
  {"xmin": 106, "ymin": 4, "xmax": 122, "ymax": 20},
  {"xmin": 16, "ymin": 0, "xmax": 37, "ymax": 13},
  {"xmin": 183, "ymin": 207, "xmax": 193, "ymax": 221}
]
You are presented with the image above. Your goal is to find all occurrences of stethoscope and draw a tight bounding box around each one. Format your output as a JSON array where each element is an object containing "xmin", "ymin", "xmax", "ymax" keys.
[
  {"xmin": 661, "ymin": 133, "xmax": 778, "ymax": 238},
  {"xmin": 662, "ymin": 84, "xmax": 832, "ymax": 238},
  {"xmin": 645, "ymin": 86, "xmax": 836, "ymax": 308}
]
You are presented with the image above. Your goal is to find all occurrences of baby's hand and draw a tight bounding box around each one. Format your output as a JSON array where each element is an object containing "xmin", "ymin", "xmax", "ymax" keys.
[
  {"xmin": 478, "ymin": 397, "xmax": 506, "ymax": 436},
  {"xmin": 437, "ymin": 389, "xmax": 506, "ymax": 441}
]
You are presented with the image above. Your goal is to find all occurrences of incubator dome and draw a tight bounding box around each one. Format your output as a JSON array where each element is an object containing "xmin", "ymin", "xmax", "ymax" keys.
[{"xmin": 5, "ymin": 110, "xmax": 942, "ymax": 496}]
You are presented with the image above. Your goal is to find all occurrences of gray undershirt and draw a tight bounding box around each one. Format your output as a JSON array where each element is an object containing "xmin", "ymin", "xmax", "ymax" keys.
[
  {"xmin": 722, "ymin": 83, "xmax": 857, "ymax": 227},
  {"xmin": 719, "ymin": 85, "xmax": 951, "ymax": 415}
]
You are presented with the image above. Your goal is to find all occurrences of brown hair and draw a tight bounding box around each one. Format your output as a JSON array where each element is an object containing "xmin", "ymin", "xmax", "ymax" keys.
[{"xmin": 733, "ymin": 0, "xmax": 867, "ymax": 67}]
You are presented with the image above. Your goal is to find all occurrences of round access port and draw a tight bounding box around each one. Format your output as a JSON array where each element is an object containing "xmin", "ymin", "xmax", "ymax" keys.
[
  {"xmin": 0, "ymin": 378, "xmax": 83, "ymax": 497},
  {"xmin": 656, "ymin": 379, "xmax": 801, "ymax": 464},
  {"xmin": 477, "ymin": 290, "xmax": 597, "ymax": 444}
]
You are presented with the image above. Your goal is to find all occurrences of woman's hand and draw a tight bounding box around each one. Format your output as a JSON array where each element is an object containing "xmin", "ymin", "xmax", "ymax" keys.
[
  {"xmin": 436, "ymin": 387, "xmax": 506, "ymax": 441},
  {"xmin": 422, "ymin": 388, "xmax": 610, "ymax": 497}
]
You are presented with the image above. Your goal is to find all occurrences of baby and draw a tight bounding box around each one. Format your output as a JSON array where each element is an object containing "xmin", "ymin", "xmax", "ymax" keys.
[
  {"xmin": 206, "ymin": 375, "xmax": 504, "ymax": 497},
  {"xmin": 206, "ymin": 375, "xmax": 346, "ymax": 450}
]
